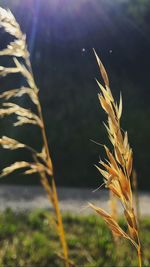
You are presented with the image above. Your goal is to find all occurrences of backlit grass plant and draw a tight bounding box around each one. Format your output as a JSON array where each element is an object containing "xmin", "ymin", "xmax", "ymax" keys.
[
  {"xmin": 89, "ymin": 50, "xmax": 142, "ymax": 267},
  {"xmin": 0, "ymin": 7, "xmax": 69, "ymax": 267}
]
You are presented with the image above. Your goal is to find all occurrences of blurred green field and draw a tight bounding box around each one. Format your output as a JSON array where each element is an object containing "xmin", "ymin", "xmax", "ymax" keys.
[{"xmin": 0, "ymin": 209, "xmax": 149, "ymax": 267}]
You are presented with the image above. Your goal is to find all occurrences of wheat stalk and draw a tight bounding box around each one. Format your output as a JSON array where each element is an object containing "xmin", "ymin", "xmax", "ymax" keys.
[
  {"xmin": 89, "ymin": 49, "xmax": 142, "ymax": 267},
  {"xmin": 0, "ymin": 7, "xmax": 69, "ymax": 267}
]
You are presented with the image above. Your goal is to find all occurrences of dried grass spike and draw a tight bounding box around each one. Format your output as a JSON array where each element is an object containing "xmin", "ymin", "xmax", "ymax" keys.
[
  {"xmin": 0, "ymin": 161, "xmax": 30, "ymax": 177},
  {"xmin": 93, "ymin": 48, "xmax": 109, "ymax": 87},
  {"xmin": 89, "ymin": 203, "xmax": 127, "ymax": 238},
  {"xmin": 93, "ymin": 50, "xmax": 142, "ymax": 267},
  {"xmin": 0, "ymin": 136, "xmax": 25, "ymax": 150},
  {"xmin": 0, "ymin": 7, "xmax": 70, "ymax": 266}
]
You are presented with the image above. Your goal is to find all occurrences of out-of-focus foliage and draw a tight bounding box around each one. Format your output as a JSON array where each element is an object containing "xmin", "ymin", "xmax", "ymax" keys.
[
  {"xmin": 126, "ymin": 0, "xmax": 150, "ymax": 28},
  {"xmin": 0, "ymin": 0, "xmax": 149, "ymax": 189},
  {"xmin": 0, "ymin": 209, "xmax": 149, "ymax": 267}
]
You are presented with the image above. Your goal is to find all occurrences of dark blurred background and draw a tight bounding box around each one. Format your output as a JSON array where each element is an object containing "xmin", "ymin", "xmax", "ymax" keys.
[{"xmin": 0, "ymin": 0, "xmax": 150, "ymax": 190}]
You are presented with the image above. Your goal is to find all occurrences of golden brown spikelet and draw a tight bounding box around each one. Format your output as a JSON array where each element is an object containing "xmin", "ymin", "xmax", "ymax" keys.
[
  {"xmin": 0, "ymin": 161, "xmax": 51, "ymax": 177},
  {"xmin": 23, "ymin": 162, "xmax": 52, "ymax": 176},
  {"xmin": 0, "ymin": 136, "xmax": 25, "ymax": 150},
  {"xmin": 0, "ymin": 87, "xmax": 39, "ymax": 105},
  {"xmin": 0, "ymin": 7, "xmax": 69, "ymax": 267},
  {"xmin": 0, "ymin": 8, "xmax": 23, "ymax": 39},
  {"xmin": 89, "ymin": 203, "xmax": 127, "ymax": 238},
  {"xmin": 90, "ymin": 50, "xmax": 142, "ymax": 267},
  {"xmin": 0, "ymin": 65, "xmax": 20, "ymax": 76},
  {"xmin": 0, "ymin": 161, "xmax": 31, "ymax": 177},
  {"xmin": 37, "ymin": 146, "xmax": 48, "ymax": 163},
  {"xmin": 0, "ymin": 102, "xmax": 43, "ymax": 127},
  {"xmin": 93, "ymin": 49, "xmax": 109, "ymax": 87},
  {"xmin": 0, "ymin": 38, "xmax": 29, "ymax": 58}
]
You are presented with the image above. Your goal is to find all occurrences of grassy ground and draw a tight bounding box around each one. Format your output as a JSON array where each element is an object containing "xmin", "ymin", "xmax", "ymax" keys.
[{"xmin": 0, "ymin": 209, "xmax": 149, "ymax": 267}]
